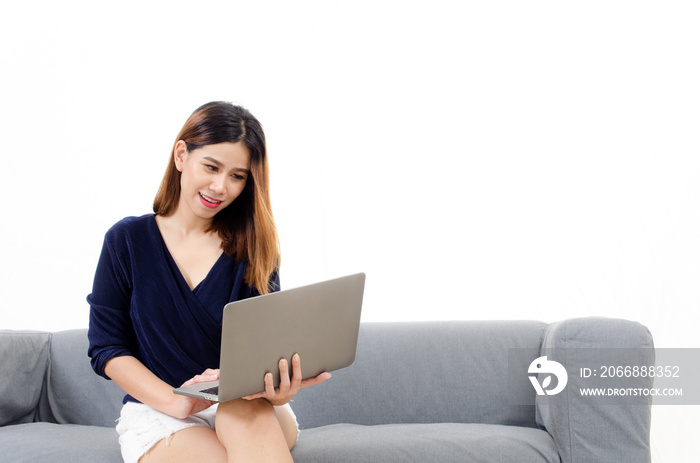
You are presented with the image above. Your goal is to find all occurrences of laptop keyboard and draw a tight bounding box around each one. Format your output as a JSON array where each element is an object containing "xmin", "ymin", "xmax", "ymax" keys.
[{"xmin": 201, "ymin": 386, "xmax": 219, "ymax": 396}]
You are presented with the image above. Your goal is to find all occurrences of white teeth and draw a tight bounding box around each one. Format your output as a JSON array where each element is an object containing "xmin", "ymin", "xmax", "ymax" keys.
[{"xmin": 200, "ymin": 193, "xmax": 221, "ymax": 204}]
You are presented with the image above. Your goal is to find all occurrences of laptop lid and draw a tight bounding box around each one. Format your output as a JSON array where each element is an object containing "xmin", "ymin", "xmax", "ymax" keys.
[{"xmin": 174, "ymin": 272, "xmax": 365, "ymax": 402}]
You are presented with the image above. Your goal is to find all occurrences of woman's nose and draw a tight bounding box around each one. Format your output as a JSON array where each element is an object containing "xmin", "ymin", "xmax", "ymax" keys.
[{"xmin": 210, "ymin": 175, "xmax": 226, "ymax": 193}]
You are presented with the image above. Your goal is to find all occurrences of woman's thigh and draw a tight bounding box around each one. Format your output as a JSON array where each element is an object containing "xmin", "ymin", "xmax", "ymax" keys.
[
  {"xmin": 140, "ymin": 426, "xmax": 227, "ymax": 463},
  {"xmin": 117, "ymin": 402, "xmax": 221, "ymax": 463},
  {"xmin": 119, "ymin": 401, "xmax": 299, "ymax": 461},
  {"xmin": 274, "ymin": 405, "xmax": 300, "ymax": 450}
]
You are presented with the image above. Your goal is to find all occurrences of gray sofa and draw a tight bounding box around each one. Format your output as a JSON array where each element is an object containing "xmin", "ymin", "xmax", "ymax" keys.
[{"xmin": 0, "ymin": 317, "xmax": 653, "ymax": 462}]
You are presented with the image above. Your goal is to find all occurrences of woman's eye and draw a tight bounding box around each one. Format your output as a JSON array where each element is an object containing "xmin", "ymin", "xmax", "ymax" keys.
[
  {"xmin": 205, "ymin": 164, "xmax": 218, "ymax": 172},
  {"xmin": 231, "ymin": 174, "xmax": 246, "ymax": 180}
]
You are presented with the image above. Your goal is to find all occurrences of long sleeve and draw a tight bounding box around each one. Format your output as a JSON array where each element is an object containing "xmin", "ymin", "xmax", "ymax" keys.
[{"xmin": 87, "ymin": 226, "xmax": 136, "ymax": 379}]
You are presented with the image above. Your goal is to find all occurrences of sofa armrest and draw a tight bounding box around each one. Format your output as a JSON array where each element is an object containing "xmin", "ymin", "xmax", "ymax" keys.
[
  {"xmin": 536, "ymin": 317, "xmax": 654, "ymax": 463},
  {"xmin": 0, "ymin": 331, "xmax": 51, "ymax": 426}
]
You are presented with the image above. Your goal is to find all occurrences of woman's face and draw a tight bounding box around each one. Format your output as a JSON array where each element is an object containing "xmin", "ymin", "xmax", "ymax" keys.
[{"xmin": 173, "ymin": 140, "xmax": 251, "ymax": 220}]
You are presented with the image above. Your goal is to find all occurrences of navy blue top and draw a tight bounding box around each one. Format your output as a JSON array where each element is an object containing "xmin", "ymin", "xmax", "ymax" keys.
[{"xmin": 87, "ymin": 214, "xmax": 279, "ymax": 403}]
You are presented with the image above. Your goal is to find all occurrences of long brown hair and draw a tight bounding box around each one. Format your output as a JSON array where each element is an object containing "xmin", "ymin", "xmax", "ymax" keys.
[{"xmin": 153, "ymin": 102, "xmax": 279, "ymax": 294}]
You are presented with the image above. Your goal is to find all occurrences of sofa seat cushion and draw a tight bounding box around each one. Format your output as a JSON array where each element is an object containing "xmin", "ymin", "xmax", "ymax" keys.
[
  {"xmin": 291, "ymin": 422, "xmax": 559, "ymax": 463},
  {"xmin": 0, "ymin": 422, "xmax": 121, "ymax": 463}
]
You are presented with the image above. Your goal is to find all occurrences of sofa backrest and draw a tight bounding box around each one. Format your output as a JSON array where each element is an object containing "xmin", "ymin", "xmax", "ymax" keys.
[
  {"xmin": 291, "ymin": 320, "xmax": 546, "ymax": 429},
  {"xmin": 42, "ymin": 329, "xmax": 125, "ymax": 427},
  {"xmin": 2, "ymin": 321, "xmax": 547, "ymax": 430}
]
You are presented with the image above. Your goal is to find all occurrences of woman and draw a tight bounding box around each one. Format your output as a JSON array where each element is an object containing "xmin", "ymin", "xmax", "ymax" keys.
[{"xmin": 87, "ymin": 102, "xmax": 329, "ymax": 462}]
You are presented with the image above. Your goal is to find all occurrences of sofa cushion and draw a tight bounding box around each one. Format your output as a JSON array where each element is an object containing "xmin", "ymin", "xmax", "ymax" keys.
[
  {"xmin": 291, "ymin": 422, "xmax": 559, "ymax": 463},
  {"xmin": 292, "ymin": 321, "xmax": 545, "ymax": 429},
  {"xmin": 0, "ymin": 331, "xmax": 50, "ymax": 426},
  {"xmin": 0, "ymin": 422, "xmax": 121, "ymax": 463},
  {"xmin": 43, "ymin": 329, "xmax": 124, "ymax": 427}
]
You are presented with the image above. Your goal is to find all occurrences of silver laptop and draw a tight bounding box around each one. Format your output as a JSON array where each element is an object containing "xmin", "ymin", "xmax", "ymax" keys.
[{"xmin": 174, "ymin": 272, "xmax": 365, "ymax": 402}]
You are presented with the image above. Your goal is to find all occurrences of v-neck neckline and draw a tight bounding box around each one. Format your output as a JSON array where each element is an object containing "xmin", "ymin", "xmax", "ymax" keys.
[{"xmin": 151, "ymin": 214, "xmax": 225, "ymax": 293}]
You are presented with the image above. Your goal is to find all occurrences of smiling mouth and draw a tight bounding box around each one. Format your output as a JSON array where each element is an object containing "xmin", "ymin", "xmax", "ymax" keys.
[{"xmin": 199, "ymin": 193, "xmax": 223, "ymax": 208}]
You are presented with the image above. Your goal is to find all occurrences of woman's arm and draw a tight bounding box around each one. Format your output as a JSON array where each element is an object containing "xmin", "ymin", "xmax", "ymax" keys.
[{"xmin": 105, "ymin": 355, "xmax": 217, "ymax": 419}]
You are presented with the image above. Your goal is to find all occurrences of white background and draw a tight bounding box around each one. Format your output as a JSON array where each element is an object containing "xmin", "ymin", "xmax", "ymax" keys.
[{"xmin": 1, "ymin": 1, "xmax": 697, "ymax": 461}]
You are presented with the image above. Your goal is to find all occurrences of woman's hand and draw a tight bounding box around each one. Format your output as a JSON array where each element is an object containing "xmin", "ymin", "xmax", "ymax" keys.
[
  {"xmin": 242, "ymin": 354, "xmax": 331, "ymax": 406},
  {"xmin": 169, "ymin": 368, "xmax": 220, "ymax": 419}
]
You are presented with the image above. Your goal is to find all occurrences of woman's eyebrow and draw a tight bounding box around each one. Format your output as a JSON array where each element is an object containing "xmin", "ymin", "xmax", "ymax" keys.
[{"xmin": 203, "ymin": 156, "xmax": 223, "ymax": 166}]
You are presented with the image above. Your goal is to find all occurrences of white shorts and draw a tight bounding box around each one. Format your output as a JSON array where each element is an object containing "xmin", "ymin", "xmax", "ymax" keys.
[{"xmin": 116, "ymin": 402, "xmax": 298, "ymax": 463}]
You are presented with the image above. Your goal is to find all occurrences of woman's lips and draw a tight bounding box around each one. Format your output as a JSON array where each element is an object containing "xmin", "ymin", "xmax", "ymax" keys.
[{"xmin": 199, "ymin": 193, "xmax": 223, "ymax": 209}]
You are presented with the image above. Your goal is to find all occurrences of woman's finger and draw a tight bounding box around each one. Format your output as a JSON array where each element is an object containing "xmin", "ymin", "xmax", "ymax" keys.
[
  {"xmin": 278, "ymin": 358, "xmax": 290, "ymax": 392},
  {"xmin": 300, "ymin": 371, "xmax": 332, "ymax": 389},
  {"xmin": 241, "ymin": 371, "xmax": 277, "ymax": 400},
  {"xmin": 180, "ymin": 371, "xmax": 219, "ymax": 387},
  {"xmin": 290, "ymin": 354, "xmax": 303, "ymax": 390},
  {"xmin": 194, "ymin": 374, "xmax": 217, "ymax": 383},
  {"xmin": 264, "ymin": 372, "xmax": 275, "ymax": 396}
]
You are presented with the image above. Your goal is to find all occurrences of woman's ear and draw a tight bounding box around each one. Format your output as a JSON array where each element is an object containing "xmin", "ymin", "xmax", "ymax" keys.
[{"xmin": 173, "ymin": 140, "xmax": 188, "ymax": 172}]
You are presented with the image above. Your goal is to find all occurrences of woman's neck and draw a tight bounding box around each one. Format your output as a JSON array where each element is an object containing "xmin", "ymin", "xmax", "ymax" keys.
[{"xmin": 160, "ymin": 205, "xmax": 214, "ymax": 238}]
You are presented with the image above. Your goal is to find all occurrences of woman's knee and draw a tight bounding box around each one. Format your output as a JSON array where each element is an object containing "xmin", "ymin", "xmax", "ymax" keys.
[
  {"xmin": 215, "ymin": 399, "xmax": 299, "ymax": 450},
  {"xmin": 215, "ymin": 398, "xmax": 276, "ymax": 429}
]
